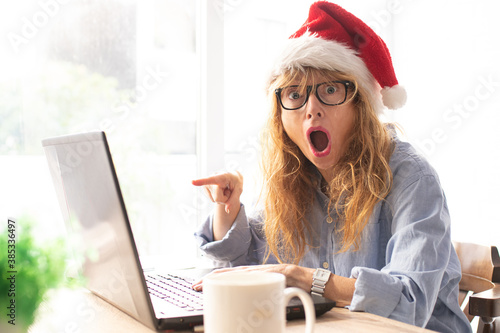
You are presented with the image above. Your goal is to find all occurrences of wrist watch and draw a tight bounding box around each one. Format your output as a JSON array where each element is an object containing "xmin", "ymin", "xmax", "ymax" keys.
[{"xmin": 311, "ymin": 268, "xmax": 331, "ymax": 296}]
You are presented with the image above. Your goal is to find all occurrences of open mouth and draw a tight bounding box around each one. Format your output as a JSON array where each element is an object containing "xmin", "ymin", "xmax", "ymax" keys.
[
  {"xmin": 307, "ymin": 127, "xmax": 331, "ymax": 157},
  {"xmin": 310, "ymin": 131, "xmax": 329, "ymax": 151}
]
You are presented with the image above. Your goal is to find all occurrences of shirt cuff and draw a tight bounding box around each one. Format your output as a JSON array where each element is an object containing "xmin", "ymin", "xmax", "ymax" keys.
[
  {"xmin": 194, "ymin": 204, "xmax": 251, "ymax": 264},
  {"xmin": 348, "ymin": 266, "xmax": 403, "ymax": 318}
]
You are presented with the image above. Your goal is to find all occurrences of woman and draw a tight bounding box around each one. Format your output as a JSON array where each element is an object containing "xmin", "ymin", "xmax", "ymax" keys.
[{"xmin": 192, "ymin": 2, "xmax": 471, "ymax": 332}]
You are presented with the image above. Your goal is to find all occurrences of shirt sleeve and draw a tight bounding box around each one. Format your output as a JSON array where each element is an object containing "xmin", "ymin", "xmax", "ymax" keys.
[
  {"xmin": 193, "ymin": 204, "xmax": 269, "ymax": 267},
  {"xmin": 348, "ymin": 174, "xmax": 457, "ymax": 327}
]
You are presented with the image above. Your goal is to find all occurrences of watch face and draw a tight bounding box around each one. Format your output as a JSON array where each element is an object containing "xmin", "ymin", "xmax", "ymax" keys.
[{"xmin": 315, "ymin": 268, "xmax": 331, "ymax": 281}]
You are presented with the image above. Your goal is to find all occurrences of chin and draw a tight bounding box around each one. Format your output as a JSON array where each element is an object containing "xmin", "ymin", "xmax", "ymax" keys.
[{"xmin": 310, "ymin": 156, "xmax": 338, "ymax": 172}]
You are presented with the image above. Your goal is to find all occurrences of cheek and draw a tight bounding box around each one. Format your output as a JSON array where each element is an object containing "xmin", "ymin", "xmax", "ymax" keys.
[{"xmin": 335, "ymin": 111, "xmax": 356, "ymax": 146}]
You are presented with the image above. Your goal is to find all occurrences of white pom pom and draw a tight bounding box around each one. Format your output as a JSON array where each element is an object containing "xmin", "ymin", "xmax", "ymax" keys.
[{"xmin": 381, "ymin": 85, "xmax": 407, "ymax": 110}]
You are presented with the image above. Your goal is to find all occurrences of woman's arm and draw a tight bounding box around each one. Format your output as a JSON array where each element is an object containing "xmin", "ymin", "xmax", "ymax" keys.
[
  {"xmin": 193, "ymin": 264, "xmax": 356, "ymax": 307},
  {"xmin": 285, "ymin": 265, "xmax": 356, "ymax": 307},
  {"xmin": 349, "ymin": 174, "xmax": 461, "ymax": 327}
]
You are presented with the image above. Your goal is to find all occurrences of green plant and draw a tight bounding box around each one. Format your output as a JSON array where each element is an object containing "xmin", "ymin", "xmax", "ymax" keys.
[{"xmin": 0, "ymin": 216, "xmax": 74, "ymax": 332}]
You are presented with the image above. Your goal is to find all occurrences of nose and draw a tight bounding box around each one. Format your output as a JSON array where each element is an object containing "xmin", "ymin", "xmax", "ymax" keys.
[{"xmin": 305, "ymin": 94, "xmax": 324, "ymax": 119}]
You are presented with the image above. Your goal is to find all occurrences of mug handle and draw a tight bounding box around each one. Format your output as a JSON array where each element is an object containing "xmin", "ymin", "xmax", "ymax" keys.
[{"xmin": 283, "ymin": 287, "xmax": 316, "ymax": 333}]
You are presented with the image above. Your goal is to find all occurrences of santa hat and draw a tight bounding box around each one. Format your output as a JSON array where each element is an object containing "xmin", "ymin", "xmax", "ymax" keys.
[{"xmin": 268, "ymin": 1, "xmax": 406, "ymax": 112}]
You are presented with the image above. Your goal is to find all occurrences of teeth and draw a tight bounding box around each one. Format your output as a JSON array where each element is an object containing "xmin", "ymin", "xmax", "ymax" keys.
[{"xmin": 310, "ymin": 131, "xmax": 329, "ymax": 152}]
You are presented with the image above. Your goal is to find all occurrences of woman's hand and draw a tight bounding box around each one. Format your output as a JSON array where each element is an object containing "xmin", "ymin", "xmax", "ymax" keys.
[
  {"xmin": 191, "ymin": 264, "xmax": 315, "ymax": 294},
  {"xmin": 192, "ymin": 171, "xmax": 243, "ymax": 240},
  {"xmin": 192, "ymin": 171, "xmax": 243, "ymax": 214}
]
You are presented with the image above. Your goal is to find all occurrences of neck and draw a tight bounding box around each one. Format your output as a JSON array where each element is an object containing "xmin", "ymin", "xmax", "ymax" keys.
[{"xmin": 318, "ymin": 167, "xmax": 334, "ymax": 185}]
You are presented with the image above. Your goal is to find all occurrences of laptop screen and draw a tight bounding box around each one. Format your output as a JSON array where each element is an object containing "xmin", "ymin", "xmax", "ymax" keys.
[{"xmin": 43, "ymin": 132, "xmax": 157, "ymax": 330}]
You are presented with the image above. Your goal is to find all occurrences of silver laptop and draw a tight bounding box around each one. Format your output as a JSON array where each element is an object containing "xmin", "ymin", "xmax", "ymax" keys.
[{"xmin": 42, "ymin": 131, "xmax": 335, "ymax": 331}]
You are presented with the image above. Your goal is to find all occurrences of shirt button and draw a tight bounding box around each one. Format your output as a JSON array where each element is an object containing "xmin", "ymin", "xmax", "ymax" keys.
[
  {"xmin": 326, "ymin": 216, "xmax": 333, "ymax": 224},
  {"xmin": 322, "ymin": 261, "xmax": 329, "ymax": 269}
]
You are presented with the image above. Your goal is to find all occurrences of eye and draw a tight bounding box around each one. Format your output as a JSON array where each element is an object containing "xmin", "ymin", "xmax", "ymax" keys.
[
  {"xmin": 288, "ymin": 91, "xmax": 302, "ymax": 100},
  {"xmin": 325, "ymin": 85, "xmax": 337, "ymax": 94}
]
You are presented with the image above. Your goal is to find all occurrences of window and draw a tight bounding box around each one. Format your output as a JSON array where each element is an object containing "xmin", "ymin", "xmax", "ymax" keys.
[{"xmin": 0, "ymin": 0, "xmax": 204, "ymax": 266}]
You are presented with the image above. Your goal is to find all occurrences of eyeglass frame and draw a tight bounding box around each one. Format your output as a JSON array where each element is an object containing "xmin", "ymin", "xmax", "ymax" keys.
[{"xmin": 274, "ymin": 80, "xmax": 353, "ymax": 111}]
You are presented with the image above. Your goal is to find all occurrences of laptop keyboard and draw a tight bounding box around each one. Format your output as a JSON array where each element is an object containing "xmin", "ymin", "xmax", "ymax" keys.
[{"xmin": 146, "ymin": 273, "xmax": 204, "ymax": 311}]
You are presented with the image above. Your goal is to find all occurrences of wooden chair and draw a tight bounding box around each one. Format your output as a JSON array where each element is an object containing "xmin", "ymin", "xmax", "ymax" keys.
[{"xmin": 454, "ymin": 241, "xmax": 500, "ymax": 333}]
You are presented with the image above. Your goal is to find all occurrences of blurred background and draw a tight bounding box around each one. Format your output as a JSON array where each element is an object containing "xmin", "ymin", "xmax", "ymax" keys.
[{"xmin": 1, "ymin": 0, "xmax": 499, "ymax": 269}]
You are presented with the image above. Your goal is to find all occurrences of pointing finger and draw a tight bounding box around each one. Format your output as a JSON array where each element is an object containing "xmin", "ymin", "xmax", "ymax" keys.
[{"xmin": 191, "ymin": 174, "xmax": 229, "ymax": 187}]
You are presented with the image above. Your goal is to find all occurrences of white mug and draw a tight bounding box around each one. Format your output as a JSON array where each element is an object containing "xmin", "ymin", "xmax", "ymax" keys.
[{"xmin": 203, "ymin": 271, "xmax": 315, "ymax": 333}]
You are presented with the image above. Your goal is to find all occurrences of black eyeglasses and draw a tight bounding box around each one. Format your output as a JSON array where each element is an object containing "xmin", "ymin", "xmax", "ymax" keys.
[{"xmin": 275, "ymin": 81, "xmax": 352, "ymax": 110}]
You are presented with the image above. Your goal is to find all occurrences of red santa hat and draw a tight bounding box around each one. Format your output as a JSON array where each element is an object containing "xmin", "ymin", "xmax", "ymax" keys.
[{"xmin": 268, "ymin": 1, "xmax": 406, "ymax": 112}]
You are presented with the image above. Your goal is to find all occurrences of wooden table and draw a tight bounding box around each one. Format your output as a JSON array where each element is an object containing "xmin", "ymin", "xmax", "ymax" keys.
[
  {"xmin": 29, "ymin": 288, "xmax": 436, "ymax": 333},
  {"xmin": 286, "ymin": 307, "xmax": 436, "ymax": 332}
]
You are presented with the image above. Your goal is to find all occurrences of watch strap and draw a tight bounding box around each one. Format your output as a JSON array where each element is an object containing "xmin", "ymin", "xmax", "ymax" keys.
[{"xmin": 311, "ymin": 268, "xmax": 331, "ymax": 296}]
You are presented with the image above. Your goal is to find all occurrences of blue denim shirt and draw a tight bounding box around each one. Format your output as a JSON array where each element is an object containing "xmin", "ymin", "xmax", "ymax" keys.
[{"xmin": 194, "ymin": 137, "xmax": 471, "ymax": 333}]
